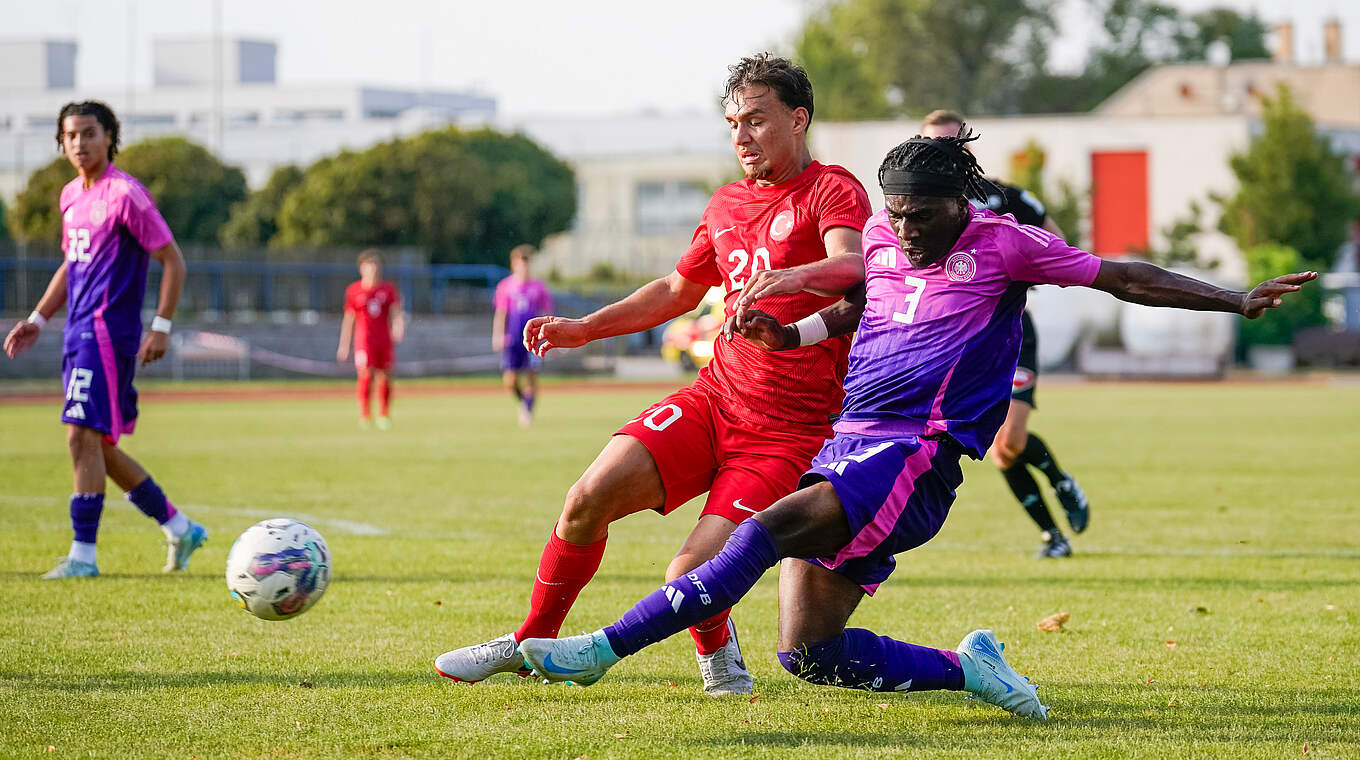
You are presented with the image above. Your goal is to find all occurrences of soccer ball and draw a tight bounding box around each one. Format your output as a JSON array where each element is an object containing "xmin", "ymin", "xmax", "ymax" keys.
[{"xmin": 225, "ymin": 519, "xmax": 331, "ymax": 621}]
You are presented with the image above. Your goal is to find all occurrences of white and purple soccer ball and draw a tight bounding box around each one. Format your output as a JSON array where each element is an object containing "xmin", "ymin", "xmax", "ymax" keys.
[{"xmin": 225, "ymin": 519, "xmax": 331, "ymax": 621}]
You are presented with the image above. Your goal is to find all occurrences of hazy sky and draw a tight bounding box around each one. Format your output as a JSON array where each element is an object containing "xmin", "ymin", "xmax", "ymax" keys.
[{"xmin": 5, "ymin": 0, "xmax": 1359, "ymax": 117}]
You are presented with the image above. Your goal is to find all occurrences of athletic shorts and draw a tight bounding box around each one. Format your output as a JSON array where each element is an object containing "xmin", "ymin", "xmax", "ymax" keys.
[
  {"xmin": 61, "ymin": 337, "xmax": 138, "ymax": 444},
  {"xmin": 616, "ymin": 384, "xmax": 829, "ymax": 524},
  {"xmin": 1012, "ymin": 310, "xmax": 1038, "ymax": 408},
  {"xmin": 501, "ymin": 341, "xmax": 539, "ymax": 372},
  {"xmin": 355, "ymin": 343, "xmax": 393, "ymax": 372},
  {"xmin": 798, "ymin": 433, "xmax": 964, "ymax": 594}
]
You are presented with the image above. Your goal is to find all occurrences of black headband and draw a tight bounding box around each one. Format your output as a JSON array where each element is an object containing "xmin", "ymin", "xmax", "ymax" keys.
[{"xmin": 878, "ymin": 169, "xmax": 966, "ymax": 197}]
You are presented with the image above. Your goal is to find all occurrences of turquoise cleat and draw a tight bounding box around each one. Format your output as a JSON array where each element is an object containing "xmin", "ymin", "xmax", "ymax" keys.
[
  {"xmin": 164, "ymin": 520, "xmax": 209, "ymax": 572},
  {"xmin": 957, "ymin": 629, "xmax": 1049, "ymax": 720},
  {"xmin": 519, "ymin": 631, "xmax": 621, "ymax": 687},
  {"xmin": 42, "ymin": 557, "xmax": 100, "ymax": 579}
]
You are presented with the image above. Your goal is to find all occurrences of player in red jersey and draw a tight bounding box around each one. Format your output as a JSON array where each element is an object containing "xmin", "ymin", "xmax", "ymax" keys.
[
  {"xmin": 434, "ymin": 53, "xmax": 872, "ymax": 696},
  {"xmin": 337, "ymin": 250, "xmax": 405, "ymax": 430}
]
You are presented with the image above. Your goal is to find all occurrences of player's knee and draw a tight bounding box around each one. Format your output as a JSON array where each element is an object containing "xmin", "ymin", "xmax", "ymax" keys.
[
  {"xmin": 559, "ymin": 480, "xmax": 614, "ymax": 538},
  {"xmin": 777, "ymin": 636, "xmax": 845, "ymax": 686},
  {"xmin": 65, "ymin": 426, "xmax": 101, "ymax": 459}
]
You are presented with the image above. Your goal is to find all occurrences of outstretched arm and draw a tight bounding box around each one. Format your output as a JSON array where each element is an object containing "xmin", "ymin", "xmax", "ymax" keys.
[
  {"xmin": 732, "ymin": 226, "xmax": 864, "ymax": 325},
  {"xmin": 4, "ymin": 261, "xmax": 69, "ymax": 359},
  {"xmin": 726, "ymin": 282, "xmax": 867, "ymax": 351},
  {"xmin": 1089, "ymin": 260, "xmax": 1317, "ymax": 317},
  {"xmin": 524, "ymin": 271, "xmax": 709, "ymax": 356}
]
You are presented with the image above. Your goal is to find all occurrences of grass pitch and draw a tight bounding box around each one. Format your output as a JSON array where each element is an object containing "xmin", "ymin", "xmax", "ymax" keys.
[{"xmin": 1, "ymin": 379, "xmax": 1357, "ymax": 759}]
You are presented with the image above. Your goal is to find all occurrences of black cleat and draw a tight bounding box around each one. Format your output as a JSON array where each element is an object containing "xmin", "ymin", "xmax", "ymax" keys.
[
  {"xmin": 1054, "ymin": 477, "xmax": 1090, "ymax": 534},
  {"xmin": 1034, "ymin": 530, "xmax": 1072, "ymax": 559}
]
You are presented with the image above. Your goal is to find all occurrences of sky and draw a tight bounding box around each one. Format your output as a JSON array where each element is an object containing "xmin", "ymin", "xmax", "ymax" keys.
[{"xmin": 5, "ymin": 0, "xmax": 1360, "ymax": 118}]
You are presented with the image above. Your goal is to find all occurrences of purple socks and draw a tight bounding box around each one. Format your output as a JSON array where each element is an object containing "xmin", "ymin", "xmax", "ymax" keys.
[
  {"xmin": 70, "ymin": 493, "xmax": 105, "ymax": 544},
  {"xmin": 603, "ymin": 518, "xmax": 780, "ymax": 657},
  {"xmin": 126, "ymin": 477, "xmax": 174, "ymax": 524},
  {"xmin": 777, "ymin": 629, "xmax": 964, "ymax": 693}
]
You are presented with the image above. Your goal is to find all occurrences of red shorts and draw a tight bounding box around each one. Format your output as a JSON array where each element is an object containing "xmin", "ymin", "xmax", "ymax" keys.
[
  {"xmin": 354, "ymin": 343, "xmax": 393, "ymax": 372},
  {"xmin": 616, "ymin": 384, "xmax": 830, "ymax": 523}
]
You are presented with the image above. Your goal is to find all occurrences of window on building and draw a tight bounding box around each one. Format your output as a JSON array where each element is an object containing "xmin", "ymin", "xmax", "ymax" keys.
[{"xmin": 634, "ymin": 180, "xmax": 708, "ymax": 236}]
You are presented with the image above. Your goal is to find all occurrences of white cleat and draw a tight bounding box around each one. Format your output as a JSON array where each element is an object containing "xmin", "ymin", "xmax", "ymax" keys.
[
  {"xmin": 956, "ymin": 629, "xmax": 1049, "ymax": 720},
  {"xmin": 696, "ymin": 618, "xmax": 754, "ymax": 696},
  {"xmin": 434, "ymin": 633, "xmax": 531, "ymax": 683},
  {"xmin": 520, "ymin": 631, "xmax": 620, "ymax": 687}
]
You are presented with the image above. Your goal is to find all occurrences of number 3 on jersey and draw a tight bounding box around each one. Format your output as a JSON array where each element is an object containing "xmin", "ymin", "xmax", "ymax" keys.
[
  {"xmin": 891, "ymin": 275, "xmax": 927, "ymax": 324},
  {"xmin": 727, "ymin": 247, "xmax": 771, "ymax": 290}
]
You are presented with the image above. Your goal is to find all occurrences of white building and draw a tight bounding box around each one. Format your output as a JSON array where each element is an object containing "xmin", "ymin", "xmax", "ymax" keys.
[{"xmin": 0, "ymin": 38, "xmax": 496, "ymax": 196}]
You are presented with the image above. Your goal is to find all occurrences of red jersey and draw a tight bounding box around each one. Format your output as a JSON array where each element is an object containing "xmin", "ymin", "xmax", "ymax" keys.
[
  {"xmin": 676, "ymin": 161, "xmax": 872, "ymax": 430},
  {"xmin": 345, "ymin": 280, "xmax": 400, "ymax": 349}
]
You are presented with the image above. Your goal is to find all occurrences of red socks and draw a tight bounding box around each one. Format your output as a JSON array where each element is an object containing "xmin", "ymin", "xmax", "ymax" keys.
[
  {"xmin": 690, "ymin": 609, "xmax": 733, "ymax": 655},
  {"xmin": 515, "ymin": 530, "xmax": 607, "ymax": 641},
  {"xmin": 356, "ymin": 372, "xmax": 372, "ymax": 418},
  {"xmin": 377, "ymin": 376, "xmax": 391, "ymax": 417}
]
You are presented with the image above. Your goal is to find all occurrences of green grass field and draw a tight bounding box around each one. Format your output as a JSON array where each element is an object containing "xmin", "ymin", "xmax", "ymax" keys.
[{"xmin": 1, "ymin": 380, "xmax": 1357, "ymax": 759}]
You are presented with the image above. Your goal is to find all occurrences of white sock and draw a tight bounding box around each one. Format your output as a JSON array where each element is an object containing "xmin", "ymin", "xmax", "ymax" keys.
[
  {"xmin": 161, "ymin": 510, "xmax": 190, "ymax": 539},
  {"xmin": 69, "ymin": 541, "xmax": 97, "ymax": 565}
]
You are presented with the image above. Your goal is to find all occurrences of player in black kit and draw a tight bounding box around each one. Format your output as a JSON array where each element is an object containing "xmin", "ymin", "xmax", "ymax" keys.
[{"xmin": 921, "ymin": 110, "xmax": 1090, "ymax": 558}]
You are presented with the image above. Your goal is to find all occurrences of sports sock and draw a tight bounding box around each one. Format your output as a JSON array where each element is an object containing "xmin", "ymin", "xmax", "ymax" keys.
[
  {"xmin": 1003, "ymin": 461, "xmax": 1058, "ymax": 532},
  {"xmin": 126, "ymin": 477, "xmax": 171, "ymax": 523},
  {"xmin": 356, "ymin": 373, "xmax": 372, "ymax": 418},
  {"xmin": 515, "ymin": 529, "xmax": 608, "ymax": 641},
  {"xmin": 69, "ymin": 540, "xmax": 97, "ymax": 565},
  {"xmin": 1021, "ymin": 433, "xmax": 1066, "ymax": 486},
  {"xmin": 161, "ymin": 509, "xmax": 190, "ymax": 539},
  {"xmin": 689, "ymin": 609, "xmax": 732, "ymax": 655},
  {"xmin": 377, "ymin": 376, "xmax": 391, "ymax": 418},
  {"xmin": 524, "ymin": 393, "xmax": 535, "ymax": 414},
  {"xmin": 603, "ymin": 519, "xmax": 779, "ymax": 658},
  {"xmin": 70, "ymin": 493, "xmax": 104, "ymax": 546},
  {"xmin": 777, "ymin": 628, "xmax": 964, "ymax": 692}
]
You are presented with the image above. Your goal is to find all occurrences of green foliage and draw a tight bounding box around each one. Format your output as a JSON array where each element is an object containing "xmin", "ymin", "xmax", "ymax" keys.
[
  {"xmin": 117, "ymin": 137, "xmax": 248, "ymax": 245},
  {"xmin": 1046, "ymin": 178, "xmax": 1086, "ymax": 248},
  {"xmin": 274, "ymin": 127, "xmax": 575, "ymax": 265},
  {"xmin": 1002, "ymin": 140, "xmax": 1087, "ymax": 247},
  {"xmin": 1144, "ymin": 200, "xmax": 1214, "ymax": 269},
  {"xmin": 0, "ymin": 195, "xmax": 10, "ymax": 242},
  {"xmin": 794, "ymin": 0, "xmax": 1056, "ymax": 120},
  {"xmin": 1217, "ymin": 84, "xmax": 1360, "ymax": 270},
  {"xmin": 8, "ymin": 156, "xmax": 74, "ymax": 244},
  {"xmin": 218, "ymin": 165, "xmax": 304, "ymax": 249},
  {"xmin": 1, "ymin": 383, "xmax": 1358, "ymax": 757},
  {"xmin": 1239, "ymin": 244, "xmax": 1325, "ymax": 346},
  {"xmin": 1177, "ymin": 7, "xmax": 1270, "ymax": 61}
]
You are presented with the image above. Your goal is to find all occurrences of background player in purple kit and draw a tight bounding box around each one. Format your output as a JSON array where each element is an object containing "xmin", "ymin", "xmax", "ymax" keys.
[
  {"xmin": 492, "ymin": 245, "xmax": 553, "ymax": 427},
  {"xmin": 516, "ymin": 129, "xmax": 1316, "ymax": 720},
  {"xmin": 2, "ymin": 101, "xmax": 207, "ymax": 579}
]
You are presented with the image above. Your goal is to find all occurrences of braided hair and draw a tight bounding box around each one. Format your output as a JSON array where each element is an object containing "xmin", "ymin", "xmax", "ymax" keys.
[{"xmin": 877, "ymin": 125, "xmax": 992, "ymax": 199}]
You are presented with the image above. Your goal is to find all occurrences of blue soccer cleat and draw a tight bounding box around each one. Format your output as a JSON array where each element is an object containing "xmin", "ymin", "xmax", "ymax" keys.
[
  {"xmin": 519, "ymin": 631, "xmax": 621, "ymax": 687},
  {"xmin": 956, "ymin": 629, "xmax": 1049, "ymax": 720},
  {"xmin": 42, "ymin": 557, "xmax": 99, "ymax": 579},
  {"xmin": 164, "ymin": 520, "xmax": 208, "ymax": 572}
]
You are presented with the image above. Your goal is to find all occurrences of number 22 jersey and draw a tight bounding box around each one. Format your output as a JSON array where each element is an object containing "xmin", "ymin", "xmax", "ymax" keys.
[{"xmin": 675, "ymin": 161, "xmax": 872, "ymax": 431}]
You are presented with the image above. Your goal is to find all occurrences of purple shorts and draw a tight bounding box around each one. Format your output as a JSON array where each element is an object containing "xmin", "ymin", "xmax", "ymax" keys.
[
  {"xmin": 798, "ymin": 433, "xmax": 963, "ymax": 594},
  {"xmin": 61, "ymin": 334, "xmax": 138, "ymax": 443},
  {"xmin": 501, "ymin": 341, "xmax": 540, "ymax": 373}
]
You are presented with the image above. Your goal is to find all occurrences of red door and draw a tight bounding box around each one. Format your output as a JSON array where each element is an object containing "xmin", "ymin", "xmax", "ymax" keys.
[{"xmin": 1090, "ymin": 151, "xmax": 1148, "ymax": 256}]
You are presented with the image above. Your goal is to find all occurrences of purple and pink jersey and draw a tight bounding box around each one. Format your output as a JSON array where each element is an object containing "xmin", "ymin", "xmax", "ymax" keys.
[
  {"xmin": 60, "ymin": 165, "xmax": 173, "ymax": 355},
  {"xmin": 835, "ymin": 207, "xmax": 1103, "ymax": 459},
  {"xmin": 494, "ymin": 276, "xmax": 552, "ymax": 343}
]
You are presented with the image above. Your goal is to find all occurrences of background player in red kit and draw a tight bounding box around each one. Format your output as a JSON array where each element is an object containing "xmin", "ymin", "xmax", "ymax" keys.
[
  {"xmin": 337, "ymin": 250, "xmax": 405, "ymax": 430},
  {"xmin": 434, "ymin": 53, "xmax": 872, "ymax": 696}
]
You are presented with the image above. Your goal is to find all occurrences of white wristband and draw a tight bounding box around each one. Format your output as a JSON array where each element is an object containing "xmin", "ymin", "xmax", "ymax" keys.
[
  {"xmin": 27, "ymin": 311, "xmax": 47, "ymax": 328},
  {"xmin": 793, "ymin": 313, "xmax": 829, "ymax": 347},
  {"xmin": 150, "ymin": 316, "xmax": 172, "ymax": 334}
]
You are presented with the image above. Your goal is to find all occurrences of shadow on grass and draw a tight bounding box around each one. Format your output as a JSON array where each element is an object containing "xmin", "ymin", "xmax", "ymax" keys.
[{"xmin": 0, "ymin": 669, "xmax": 436, "ymax": 691}]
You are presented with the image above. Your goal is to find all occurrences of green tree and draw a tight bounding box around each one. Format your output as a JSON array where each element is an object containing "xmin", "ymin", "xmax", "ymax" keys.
[
  {"xmin": 1239, "ymin": 244, "xmax": 1324, "ymax": 346},
  {"xmin": 274, "ymin": 126, "xmax": 575, "ymax": 265},
  {"xmin": 117, "ymin": 137, "xmax": 247, "ymax": 245},
  {"xmin": 1175, "ymin": 7, "xmax": 1270, "ymax": 62},
  {"xmin": 1217, "ymin": 84, "xmax": 1360, "ymax": 270},
  {"xmin": 219, "ymin": 165, "xmax": 304, "ymax": 248},
  {"xmin": 8, "ymin": 157, "xmax": 75, "ymax": 244},
  {"xmin": 0, "ymin": 195, "xmax": 10, "ymax": 242},
  {"xmin": 794, "ymin": 0, "xmax": 1056, "ymax": 120}
]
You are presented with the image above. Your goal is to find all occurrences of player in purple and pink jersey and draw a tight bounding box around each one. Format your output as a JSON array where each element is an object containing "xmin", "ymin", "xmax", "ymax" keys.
[
  {"xmin": 3, "ymin": 101, "xmax": 207, "ymax": 579},
  {"xmin": 492, "ymin": 245, "xmax": 553, "ymax": 427},
  {"xmin": 517, "ymin": 129, "xmax": 1316, "ymax": 720}
]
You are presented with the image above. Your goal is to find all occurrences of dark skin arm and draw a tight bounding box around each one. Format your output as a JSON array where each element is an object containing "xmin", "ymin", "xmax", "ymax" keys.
[
  {"xmin": 725, "ymin": 281, "xmax": 867, "ymax": 351},
  {"xmin": 1090, "ymin": 260, "xmax": 1317, "ymax": 318}
]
